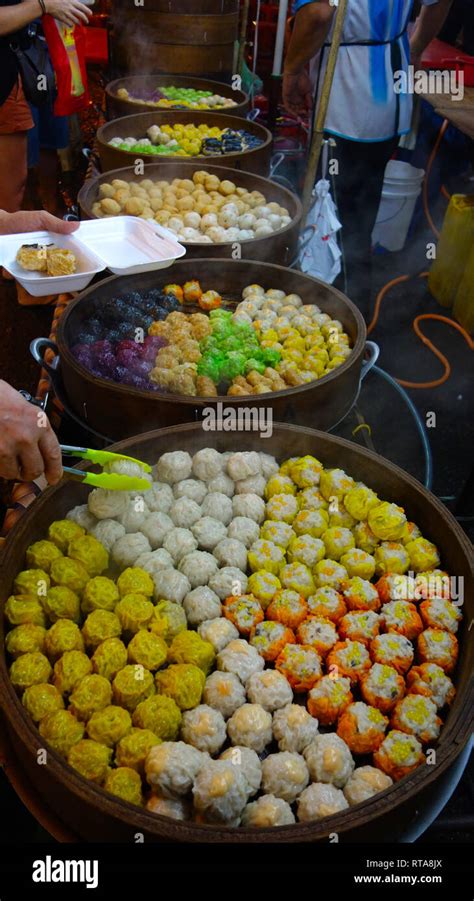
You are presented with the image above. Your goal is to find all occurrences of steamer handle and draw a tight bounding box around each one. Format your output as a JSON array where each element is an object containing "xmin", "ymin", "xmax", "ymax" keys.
[
  {"xmin": 269, "ymin": 152, "xmax": 285, "ymax": 178},
  {"xmin": 82, "ymin": 147, "xmax": 101, "ymax": 176},
  {"xmin": 360, "ymin": 341, "xmax": 380, "ymax": 381},
  {"xmin": 30, "ymin": 337, "xmax": 60, "ymax": 379}
]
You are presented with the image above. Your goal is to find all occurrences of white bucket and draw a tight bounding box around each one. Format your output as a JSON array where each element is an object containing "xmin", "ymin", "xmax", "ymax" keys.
[{"xmin": 372, "ymin": 160, "xmax": 425, "ymax": 252}]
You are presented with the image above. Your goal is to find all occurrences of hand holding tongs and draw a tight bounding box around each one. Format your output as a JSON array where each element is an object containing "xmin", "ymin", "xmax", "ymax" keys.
[{"xmin": 61, "ymin": 445, "xmax": 152, "ymax": 491}]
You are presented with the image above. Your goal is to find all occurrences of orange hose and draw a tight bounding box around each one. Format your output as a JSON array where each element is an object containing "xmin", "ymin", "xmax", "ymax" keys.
[
  {"xmin": 422, "ymin": 118, "xmax": 449, "ymax": 238},
  {"xmin": 440, "ymin": 184, "xmax": 451, "ymax": 201},
  {"xmin": 368, "ymin": 273, "xmax": 474, "ymax": 390}
]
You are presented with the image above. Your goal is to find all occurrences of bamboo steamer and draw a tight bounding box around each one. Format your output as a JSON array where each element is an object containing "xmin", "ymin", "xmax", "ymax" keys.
[
  {"xmin": 77, "ymin": 162, "xmax": 302, "ymax": 265},
  {"xmin": 42, "ymin": 260, "xmax": 366, "ymax": 440},
  {"xmin": 0, "ymin": 423, "xmax": 472, "ymax": 842},
  {"xmin": 105, "ymin": 76, "xmax": 250, "ymax": 120},
  {"xmin": 96, "ymin": 111, "xmax": 273, "ymax": 176},
  {"xmin": 110, "ymin": 0, "xmax": 239, "ymax": 79}
]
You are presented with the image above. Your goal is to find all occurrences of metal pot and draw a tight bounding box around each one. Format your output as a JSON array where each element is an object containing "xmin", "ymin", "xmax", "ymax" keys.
[
  {"xmin": 105, "ymin": 75, "xmax": 250, "ymax": 120},
  {"xmin": 77, "ymin": 161, "xmax": 303, "ymax": 265},
  {"xmin": 31, "ymin": 260, "xmax": 368, "ymax": 441},
  {"xmin": 96, "ymin": 110, "xmax": 273, "ymax": 176},
  {"xmin": 1, "ymin": 423, "xmax": 472, "ymax": 843}
]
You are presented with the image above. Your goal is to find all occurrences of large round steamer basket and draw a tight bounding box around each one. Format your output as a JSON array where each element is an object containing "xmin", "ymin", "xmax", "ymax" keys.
[
  {"xmin": 0, "ymin": 424, "xmax": 472, "ymax": 842},
  {"xmin": 105, "ymin": 75, "xmax": 250, "ymax": 120},
  {"xmin": 96, "ymin": 111, "xmax": 273, "ymax": 176},
  {"xmin": 109, "ymin": 0, "xmax": 240, "ymax": 80},
  {"xmin": 77, "ymin": 162, "xmax": 302, "ymax": 265},
  {"xmin": 35, "ymin": 260, "xmax": 367, "ymax": 441}
]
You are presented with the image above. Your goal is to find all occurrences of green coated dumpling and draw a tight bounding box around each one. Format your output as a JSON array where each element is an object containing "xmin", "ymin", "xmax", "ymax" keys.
[
  {"xmin": 148, "ymin": 600, "xmax": 186, "ymax": 644},
  {"xmin": 9, "ymin": 652, "xmax": 52, "ymax": 693},
  {"xmin": 104, "ymin": 766, "xmax": 143, "ymax": 806},
  {"xmin": 87, "ymin": 704, "xmax": 132, "ymax": 747},
  {"xmin": 39, "ymin": 709, "xmax": 84, "ymax": 757},
  {"xmin": 48, "ymin": 519, "xmax": 85, "ymax": 553},
  {"xmin": 167, "ymin": 630, "xmax": 215, "ymax": 675},
  {"xmin": 82, "ymin": 610, "xmax": 122, "ymax": 648},
  {"xmin": 82, "ymin": 577, "xmax": 119, "ymax": 614},
  {"xmin": 69, "ymin": 674, "xmax": 112, "ymax": 721},
  {"xmin": 5, "ymin": 623, "xmax": 46, "ymax": 658},
  {"xmin": 45, "ymin": 620, "xmax": 84, "ymax": 659},
  {"xmin": 115, "ymin": 727, "xmax": 161, "ymax": 775},
  {"xmin": 155, "ymin": 663, "xmax": 205, "ymax": 710},
  {"xmin": 26, "ymin": 540, "xmax": 63, "ymax": 572},
  {"xmin": 22, "ymin": 682, "xmax": 64, "ymax": 722},
  {"xmin": 67, "ymin": 738, "xmax": 112, "ymax": 784},
  {"xmin": 4, "ymin": 595, "xmax": 46, "ymax": 628},
  {"xmin": 117, "ymin": 567, "xmax": 154, "ymax": 599},
  {"xmin": 67, "ymin": 535, "xmax": 109, "ymax": 577},
  {"xmin": 112, "ymin": 665, "xmax": 155, "ymax": 712},
  {"xmin": 115, "ymin": 594, "xmax": 154, "ymax": 634},
  {"xmin": 14, "ymin": 569, "xmax": 50, "ymax": 599},
  {"xmin": 127, "ymin": 631, "xmax": 168, "ymax": 671},
  {"xmin": 91, "ymin": 638, "xmax": 128, "ymax": 681},
  {"xmin": 50, "ymin": 557, "xmax": 90, "ymax": 594},
  {"xmin": 43, "ymin": 586, "xmax": 81, "ymax": 623},
  {"xmin": 53, "ymin": 650, "xmax": 92, "ymax": 695},
  {"xmin": 132, "ymin": 694, "xmax": 181, "ymax": 740}
]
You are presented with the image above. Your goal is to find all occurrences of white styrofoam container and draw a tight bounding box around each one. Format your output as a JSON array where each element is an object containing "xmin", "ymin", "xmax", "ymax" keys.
[{"xmin": 0, "ymin": 218, "xmax": 186, "ymax": 296}]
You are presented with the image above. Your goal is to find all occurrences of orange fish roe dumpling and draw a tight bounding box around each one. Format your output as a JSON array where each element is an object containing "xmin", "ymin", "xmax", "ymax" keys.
[
  {"xmin": 307, "ymin": 674, "xmax": 353, "ymax": 725},
  {"xmin": 373, "ymin": 729, "xmax": 425, "ymax": 781},
  {"xmin": 222, "ymin": 595, "xmax": 264, "ymax": 637},
  {"xmin": 380, "ymin": 601, "xmax": 423, "ymax": 641},
  {"xmin": 249, "ymin": 621, "xmax": 296, "ymax": 662},
  {"xmin": 338, "ymin": 610, "xmax": 380, "ymax": 646},
  {"xmin": 266, "ymin": 589, "xmax": 308, "ymax": 630},
  {"xmin": 417, "ymin": 628, "xmax": 458, "ymax": 673},
  {"xmin": 390, "ymin": 694, "xmax": 442, "ymax": 743},
  {"xmin": 360, "ymin": 663, "xmax": 405, "ymax": 714},
  {"xmin": 307, "ymin": 587, "xmax": 347, "ymax": 623},
  {"xmin": 406, "ymin": 663, "xmax": 455, "ymax": 709},
  {"xmin": 296, "ymin": 616, "xmax": 338, "ymax": 656},
  {"xmin": 370, "ymin": 633, "xmax": 414, "ymax": 675},
  {"xmin": 275, "ymin": 643, "xmax": 322, "ymax": 692},
  {"xmin": 342, "ymin": 577, "xmax": 380, "ymax": 612},
  {"xmin": 326, "ymin": 640, "xmax": 371, "ymax": 686},
  {"xmin": 337, "ymin": 701, "xmax": 388, "ymax": 754}
]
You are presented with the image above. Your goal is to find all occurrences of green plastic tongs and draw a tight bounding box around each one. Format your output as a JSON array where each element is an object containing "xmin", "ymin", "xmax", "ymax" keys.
[{"xmin": 61, "ymin": 446, "xmax": 152, "ymax": 491}]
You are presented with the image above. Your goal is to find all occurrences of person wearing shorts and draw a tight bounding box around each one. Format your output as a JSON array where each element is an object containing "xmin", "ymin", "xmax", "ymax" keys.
[{"xmin": 0, "ymin": 0, "xmax": 91, "ymax": 211}]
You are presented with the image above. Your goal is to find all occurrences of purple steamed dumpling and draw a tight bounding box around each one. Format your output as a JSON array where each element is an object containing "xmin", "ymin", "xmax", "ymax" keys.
[
  {"xmin": 112, "ymin": 365, "xmax": 128, "ymax": 383},
  {"xmin": 116, "ymin": 339, "xmax": 142, "ymax": 355}
]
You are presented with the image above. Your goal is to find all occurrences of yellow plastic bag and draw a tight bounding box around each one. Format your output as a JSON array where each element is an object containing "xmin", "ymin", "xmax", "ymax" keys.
[
  {"xmin": 428, "ymin": 195, "xmax": 474, "ymax": 309},
  {"xmin": 453, "ymin": 243, "xmax": 474, "ymax": 334}
]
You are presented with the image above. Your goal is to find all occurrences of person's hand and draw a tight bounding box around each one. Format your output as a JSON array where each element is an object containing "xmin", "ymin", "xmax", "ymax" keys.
[
  {"xmin": 282, "ymin": 70, "xmax": 313, "ymax": 116},
  {"xmin": 0, "ymin": 381, "xmax": 63, "ymax": 485},
  {"xmin": 44, "ymin": 0, "xmax": 92, "ymax": 27},
  {"xmin": 0, "ymin": 210, "xmax": 79, "ymax": 237}
]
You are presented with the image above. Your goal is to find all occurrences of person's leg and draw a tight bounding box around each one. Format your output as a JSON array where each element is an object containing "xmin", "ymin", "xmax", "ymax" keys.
[
  {"xmin": 0, "ymin": 132, "xmax": 28, "ymax": 212},
  {"xmin": 332, "ymin": 136, "xmax": 398, "ymax": 317},
  {"xmin": 0, "ymin": 80, "xmax": 33, "ymax": 212}
]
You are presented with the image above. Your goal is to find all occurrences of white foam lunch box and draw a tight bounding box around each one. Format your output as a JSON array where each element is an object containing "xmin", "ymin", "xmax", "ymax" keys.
[{"xmin": 0, "ymin": 217, "xmax": 186, "ymax": 296}]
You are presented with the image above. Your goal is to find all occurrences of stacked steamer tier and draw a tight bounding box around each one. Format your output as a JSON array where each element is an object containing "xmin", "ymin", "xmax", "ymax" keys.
[
  {"xmin": 106, "ymin": 76, "xmax": 250, "ymax": 120},
  {"xmin": 96, "ymin": 112, "xmax": 272, "ymax": 176},
  {"xmin": 78, "ymin": 164, "xmax": 302, "ymax": 265},
  {"xmin": 109, "ymin": 0, "xmax": 240, "ymax": 80},
  {"xmin": 36, "ymin": 261, "xmax": 367, "ymax": 440},
  {"xmin": 0, "ymin": 424, "xmax": 472, "ymax": 842}
]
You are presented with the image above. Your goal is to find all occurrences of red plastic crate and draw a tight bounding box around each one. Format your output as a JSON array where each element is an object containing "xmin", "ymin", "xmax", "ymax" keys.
[
  {"xmin": 84, "ymin": 26, "xmax": 108, "ymax": 66},
  {"xmin": 421, "ymin": 38, "xmax": 474, "ymax": 87}
]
